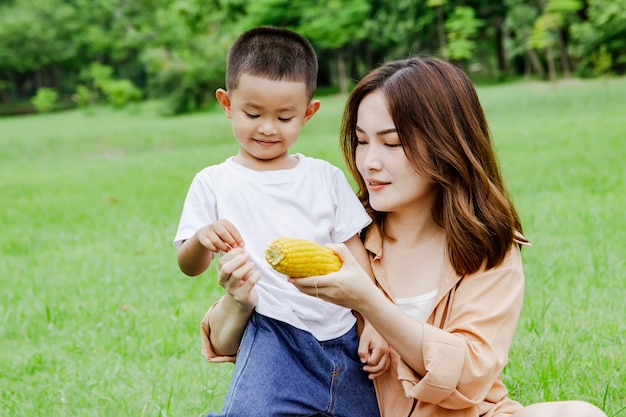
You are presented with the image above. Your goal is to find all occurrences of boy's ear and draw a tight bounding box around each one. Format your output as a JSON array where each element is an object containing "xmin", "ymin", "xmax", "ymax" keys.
[
  {"xmin": 303, "ymin": 99, "xmax": 321, "ymax": 124},
  {"xmin": 216, "ymin": 88, "xmax": 232, "ymax": 118}
]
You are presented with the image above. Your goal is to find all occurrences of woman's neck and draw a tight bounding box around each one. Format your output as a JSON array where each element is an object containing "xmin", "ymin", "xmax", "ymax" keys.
[{"xmin": 385, "ymin": 208, "xmax": 442, "ymax": 246}]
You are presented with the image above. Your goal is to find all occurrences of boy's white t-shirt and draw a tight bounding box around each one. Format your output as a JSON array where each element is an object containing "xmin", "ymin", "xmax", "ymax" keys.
[{"xmin": 174, "ymin": 154, "xmax": 371, "ymax": 341}]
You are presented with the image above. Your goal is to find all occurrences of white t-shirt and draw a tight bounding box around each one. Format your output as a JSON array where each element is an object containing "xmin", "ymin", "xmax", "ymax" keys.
[
  {"xmin": 395, "ymin": 289, "xmax": 438, "ymax": 322},
  {"xmin": 174, "ymin": 154, "xmax": 371, "ymax": 341}
]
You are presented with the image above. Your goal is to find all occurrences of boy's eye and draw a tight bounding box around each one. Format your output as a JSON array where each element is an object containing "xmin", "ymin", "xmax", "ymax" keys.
[
  {"xmin": 244, "ymin": 112, "xmax": 259, "ymax": 119},
  {"xmin": 278, "ymin": 117, "xmax": 294, "ymax": 122}
]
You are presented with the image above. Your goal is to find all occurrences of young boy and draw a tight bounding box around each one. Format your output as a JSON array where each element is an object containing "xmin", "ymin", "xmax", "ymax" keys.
[{"xmin": 173, "ymin": 27, "xmax": 385, "ymax": 416}]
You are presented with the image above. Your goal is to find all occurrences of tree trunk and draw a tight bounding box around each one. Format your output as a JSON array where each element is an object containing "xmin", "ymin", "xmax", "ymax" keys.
[
  {"xmin": 557, "ymin": 28, "xmax": 571, "ymax": 77},
  {"xmin": 336, "ymin": 49, "xmax": 348, "ymax": 95},
  {"xmin": 545, "ymin": 41, "xmax": 556, "ymax": 81},
  {"xmin": 436, "ymin": 6, "xmax": 447, "ymax": 54},
  {"xmin": 538, "ymin": 0, "xmax": 556, "ymax": 81},
  {"xmin": 35, "ymin": 70, "xmax": 43, "ymax": 89},
  {"xmin": 496, "ymin": 23, "xmax": 508, "ymax": 75},
  {"xmin": 526, "ymin": 48, "xmax": 545, "ymax": 78}
]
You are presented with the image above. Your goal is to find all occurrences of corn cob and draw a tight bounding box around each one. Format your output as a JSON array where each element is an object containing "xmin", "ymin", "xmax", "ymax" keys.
[{"xmin": 265, "ymin": 237, "xmax": 342, "ymax": 278}]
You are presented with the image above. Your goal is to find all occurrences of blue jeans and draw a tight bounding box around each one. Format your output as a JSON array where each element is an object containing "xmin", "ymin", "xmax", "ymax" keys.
[{"xmin": 207, "ymin": 311, "xmax": 380, "ymax": 417}]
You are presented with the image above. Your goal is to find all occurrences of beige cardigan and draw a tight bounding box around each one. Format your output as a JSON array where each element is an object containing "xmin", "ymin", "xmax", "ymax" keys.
[
  {"xmin": 200, "ymin": 226, "xmax": 529, "ymax": 417},
  {"xmin": 365, "ymin": 225, "xmax": 529, "ymax": 417}
]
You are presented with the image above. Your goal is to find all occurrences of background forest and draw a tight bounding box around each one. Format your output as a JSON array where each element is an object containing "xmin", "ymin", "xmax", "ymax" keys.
[{"xmin": 1, "ymin": 0, "xmax": 625, "ymax": 116}]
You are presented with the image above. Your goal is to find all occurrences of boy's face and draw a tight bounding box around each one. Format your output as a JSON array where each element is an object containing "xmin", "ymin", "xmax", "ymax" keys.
[{"xmin": 216, "ymin": 74, "xmax": 320, "ymax": 170}]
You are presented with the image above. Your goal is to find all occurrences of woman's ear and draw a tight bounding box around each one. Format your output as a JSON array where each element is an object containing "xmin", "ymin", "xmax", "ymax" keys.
[{"xmin": 215, "ymin": 88, "xmax": 232, "ymax": 118}]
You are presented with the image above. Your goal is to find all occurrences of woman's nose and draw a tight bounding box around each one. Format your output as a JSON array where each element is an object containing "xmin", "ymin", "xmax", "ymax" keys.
[{"xmin": 361, "ymin": 147, "xmax": 382, "ymax": 171}]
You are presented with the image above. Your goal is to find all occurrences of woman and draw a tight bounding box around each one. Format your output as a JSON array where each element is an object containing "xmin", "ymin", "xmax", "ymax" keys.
[{"xmin": 290, "ymin": 56, "xmax": 607, "ymax": 417}]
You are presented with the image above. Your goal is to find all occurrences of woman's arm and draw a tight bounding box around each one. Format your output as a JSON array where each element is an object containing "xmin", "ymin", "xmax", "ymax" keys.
[{"xmin": 292, "ymin": 244, "xmax": 525, "ymax": 406}]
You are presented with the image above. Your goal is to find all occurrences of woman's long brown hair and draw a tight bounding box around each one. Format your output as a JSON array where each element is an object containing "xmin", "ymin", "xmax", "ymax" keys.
[{"xmin": 341, "ymin": 56, "xmax": 527, "ymax": 276}]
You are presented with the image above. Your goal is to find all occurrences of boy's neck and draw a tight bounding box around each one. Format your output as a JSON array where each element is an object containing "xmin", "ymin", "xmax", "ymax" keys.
[{"xmin": 233, "ymin": 152, "xmax": 299, "ymax": 171}]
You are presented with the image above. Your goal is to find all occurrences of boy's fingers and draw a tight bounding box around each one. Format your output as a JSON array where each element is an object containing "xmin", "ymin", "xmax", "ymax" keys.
[{"xmin": 357, "ymin": 340, "xmax": 370, "ymax": 363}]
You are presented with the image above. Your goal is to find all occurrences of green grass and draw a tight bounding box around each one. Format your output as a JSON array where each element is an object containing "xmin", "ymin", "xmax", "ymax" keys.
[{"xmin": 1, "ymin": 78, "xmax": 625, "ymax": 416}]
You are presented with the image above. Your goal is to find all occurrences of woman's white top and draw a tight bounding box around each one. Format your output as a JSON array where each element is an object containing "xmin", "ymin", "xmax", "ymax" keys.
[{"xmin": 395, "ymin": 289, "xmax": 438, "ymax": 322}]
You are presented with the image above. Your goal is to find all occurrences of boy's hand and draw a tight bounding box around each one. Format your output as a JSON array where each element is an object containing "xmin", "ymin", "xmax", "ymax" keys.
[
  {"xmin": 218, "ymin": 247, "xmax": 260, "ymax": 311},
  {"xmin": 359, "ymin": 321, "xmax": 390, "ymax": 379},
  {"xmin": 197, "ymin": 219, "xmax": 244, "ymax": 253}
]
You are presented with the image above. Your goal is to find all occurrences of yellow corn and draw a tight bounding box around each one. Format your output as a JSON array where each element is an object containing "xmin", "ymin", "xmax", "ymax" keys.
[{"xmin": 265, "ymin": 237, "xmax": 342, "ymax": 278}]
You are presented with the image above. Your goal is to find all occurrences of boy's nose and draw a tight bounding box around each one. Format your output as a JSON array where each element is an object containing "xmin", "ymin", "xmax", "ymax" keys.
[{"xmin": 258, "ymin": 120, "xmax": 277, "ymax": 135}]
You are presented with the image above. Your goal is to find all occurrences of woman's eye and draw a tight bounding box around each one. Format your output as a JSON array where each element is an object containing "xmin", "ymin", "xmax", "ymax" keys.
[{"xmin": 386, "ymin": 143, "xmax": 401, "ymax": 148}]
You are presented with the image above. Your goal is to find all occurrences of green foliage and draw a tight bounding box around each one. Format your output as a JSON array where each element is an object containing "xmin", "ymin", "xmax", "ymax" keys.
[
  {"xmin": 546, "ymin": 0, "xmax": 582, "ymax": 15},
  {"xmin": 137, "ymin": 0, "xmax": 234, "ymax": 115},
  {"xmin": 530, "ymin": 13, "xmax": 559, "ymax": 49},
  {"xmin": 30, "ymin": 88, "xmax": 58, "ymax": 113},
  {"xmin": 100, "ymin": 79, "xmax": 142, "ymax": 108},
  {"xmin": 444, "ymin": 6, "xmax": 483, "ymax": 61},
  {"xmin": 592, "ymin": 45, "xmax": 614, "ymax": 76},
  {"xmin": 504, "ymin": 2, "xmax": 540, "ymax": 58},
  {"xmin": 427, "ymin": 0, "xmax": 448, "ymax": 7},
  {"xmin": 0, "ymin": 0, "xmax": 80, "ymax": 73},
  {"xmin": 1, "ymin": 0, "xmax": 626, "ymax": 114},
  {"xmin": 298, "ymin": 0, "xmax": 371, "ymax": 49},
  {"xmin": 74, "ymin": 85, "xmax": 94, "ymax": 108},
  {"xmin": 141, "ymin": 32, "xmax": 229, "ymax": 115},
  {"xmin": 569, "ymin": 0, "xmax": 626, "ymax": 77},
  {"xmin": 78, "ymin": 63, "xmax": 142, "ymax": 108},
  {"xmin": 80, "ymin": 63, "xmax": 114, "ymax": 91}
]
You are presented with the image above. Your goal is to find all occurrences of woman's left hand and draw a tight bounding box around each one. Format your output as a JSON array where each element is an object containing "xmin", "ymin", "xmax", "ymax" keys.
[{"xmin": 289, "ymin": 243, "xmax": 379, "ymax": 311}]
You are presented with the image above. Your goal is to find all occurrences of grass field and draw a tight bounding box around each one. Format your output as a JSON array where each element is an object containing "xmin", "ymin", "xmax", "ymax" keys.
[{"xmin": 1, "ymin": 77, "xmax": 625, "ymax": 416}]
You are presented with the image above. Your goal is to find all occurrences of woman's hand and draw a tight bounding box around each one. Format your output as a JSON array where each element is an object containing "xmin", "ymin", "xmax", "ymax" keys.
[{"xmin": 289, "ymin": 243, "xmax": 378, "ymax": 311}]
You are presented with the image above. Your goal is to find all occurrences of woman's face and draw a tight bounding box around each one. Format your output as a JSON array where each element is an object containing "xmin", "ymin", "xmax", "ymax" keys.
[{"xmin": 355, "ymin": 90, "xmax": 436, "ymax": 214}]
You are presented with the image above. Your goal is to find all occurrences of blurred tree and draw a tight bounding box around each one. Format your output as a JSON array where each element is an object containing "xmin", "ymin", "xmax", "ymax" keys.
[
  {"xmin": 360, "ymin": 0, "xmax": 438, "ymax": 68},
  {"xmin": 141, "ymin": 0, "xmax": 234, "ymax": 114},
  {"xmin": 1, "ymin": 0, "xmax": 625, "ymax": 114},
  {"xmin": 299, "ymin": 0, "xmax": 371, "ymax": 94},
  {"xmin": 428, "ymin": 0, "xmax": 449, "ymax": 55},
  {"xmin": 443, "ymin": 6, "xmax": 483, "ymax": 62},
  {"xmin": 504, "ymin": 0, "xmax": 545, "ymax": 78},
  {"xmin": 531, "ymin": 0, "xmax": 559, "ymax": 80},
  {"xmin": 570, "ymin": 0, "xmax": 626, "ymax": 76},
  {"xmin": 0, "ymin": 0, "xmax": 81, "ymax": 95},
  {"xmin": 545, "ymin": 0, "xmax": 583, "ymax": 77}
]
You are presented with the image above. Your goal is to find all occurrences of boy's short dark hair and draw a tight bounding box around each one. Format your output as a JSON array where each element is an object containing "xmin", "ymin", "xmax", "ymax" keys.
[{"xmin": 226, "ymin": 26, "xmax": 318, "ymax": 100}]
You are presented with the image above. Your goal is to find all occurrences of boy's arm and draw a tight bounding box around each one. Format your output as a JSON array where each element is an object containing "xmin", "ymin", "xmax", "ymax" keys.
[
  {"xmin": 177, "ymin": 219, "xmax": 245, "ymax": 276},
  {"xmin": 177, "ymin": 233, "xmax": 214, "ymax": 276}
]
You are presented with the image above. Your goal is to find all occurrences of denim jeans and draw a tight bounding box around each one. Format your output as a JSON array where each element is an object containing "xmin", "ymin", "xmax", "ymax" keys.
[{"xmin": 207, "ymin": 311, "xmax": 380, "ymax": 417}]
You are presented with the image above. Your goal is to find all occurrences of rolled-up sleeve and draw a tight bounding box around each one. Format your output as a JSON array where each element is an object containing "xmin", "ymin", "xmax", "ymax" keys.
[
  {"xmin": 200, "ymin": 298, "xmax": 237, "ymax": 363},
  {"xmin": 397, "ymin": 248, "xmax": 525, "ymax": 409}
]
